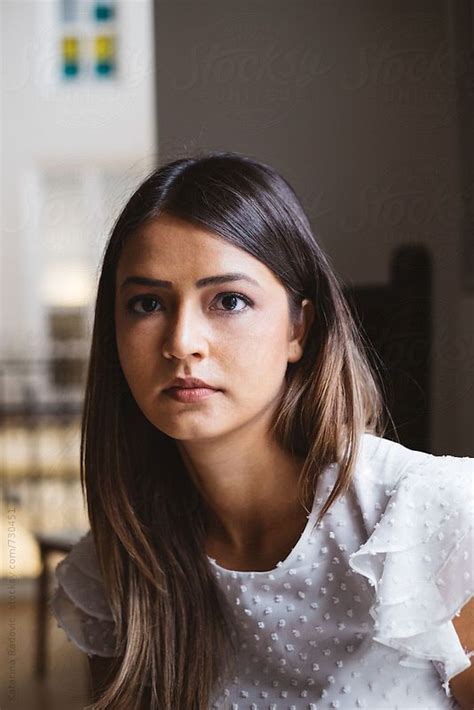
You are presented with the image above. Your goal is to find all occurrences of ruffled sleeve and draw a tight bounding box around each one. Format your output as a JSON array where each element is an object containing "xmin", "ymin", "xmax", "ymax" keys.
[
  {"xmin": 348, "ymin": 451, "xmax": 474, "ymax": 698},
  {"xmin": 49, "ymin": 529, "xmax": 118, "ymax": 658}
]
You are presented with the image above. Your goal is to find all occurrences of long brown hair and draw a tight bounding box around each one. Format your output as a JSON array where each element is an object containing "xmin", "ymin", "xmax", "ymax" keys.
[{"xmin": 81, "ymin": 150, "xmax": 390, "ymax": 709}]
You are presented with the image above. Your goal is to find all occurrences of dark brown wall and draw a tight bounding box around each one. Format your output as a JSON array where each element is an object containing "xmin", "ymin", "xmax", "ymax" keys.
[{"xmin": 153, "ymin": 0, "xmax": 474, "ymax": 455}]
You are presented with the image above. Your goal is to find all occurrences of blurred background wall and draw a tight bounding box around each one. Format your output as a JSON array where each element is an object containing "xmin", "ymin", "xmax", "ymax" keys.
[{"xmin": 1, "ymin": 0, "xmax": 472, "ymax": 708}]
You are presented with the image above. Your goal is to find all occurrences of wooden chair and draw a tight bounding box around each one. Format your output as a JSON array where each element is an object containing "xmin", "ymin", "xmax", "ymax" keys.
[
  {"xmin": 34, "ymin": 529, "xmax": 87, "ymax": 679},
  {"xmin": 344, "ymin": 243, "xmax": 432, "ymax": 452}
]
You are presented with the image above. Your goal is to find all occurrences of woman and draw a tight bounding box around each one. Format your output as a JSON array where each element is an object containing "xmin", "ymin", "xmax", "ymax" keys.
[{"xmin": 50, "ymin": 151, "xmax": 473, "ymax": 709}]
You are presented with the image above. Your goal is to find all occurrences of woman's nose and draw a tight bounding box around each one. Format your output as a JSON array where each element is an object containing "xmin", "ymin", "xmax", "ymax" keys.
[{"xmin": 161, "ymin": 306, "xmax": 207, "ymax": 360}]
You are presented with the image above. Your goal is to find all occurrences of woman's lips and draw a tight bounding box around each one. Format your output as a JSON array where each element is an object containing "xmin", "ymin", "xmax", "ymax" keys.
[{"xmin": 163, "ymin": 387, "xmax": 220, "ymax": 403}]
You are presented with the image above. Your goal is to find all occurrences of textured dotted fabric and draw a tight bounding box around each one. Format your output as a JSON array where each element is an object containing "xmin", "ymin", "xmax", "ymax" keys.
[{"xmin": 49, "ymin": 433, "xmax": 474, "ymax": 709}]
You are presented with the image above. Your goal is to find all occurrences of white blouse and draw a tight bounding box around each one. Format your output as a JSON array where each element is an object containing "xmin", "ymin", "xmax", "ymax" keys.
[{"xmin": 50, "ymin": 433, "xmax": 474, "ymax": 709}]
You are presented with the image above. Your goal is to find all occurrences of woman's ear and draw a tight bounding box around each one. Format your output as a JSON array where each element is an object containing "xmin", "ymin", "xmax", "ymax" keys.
[{"xmin": 287, "ymin": 298, "xmax": 315, "ymax": 364}]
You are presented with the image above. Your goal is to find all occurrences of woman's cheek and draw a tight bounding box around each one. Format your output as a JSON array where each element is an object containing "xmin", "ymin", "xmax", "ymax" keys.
[{"xmin": 117, "ymin": 342, "xmax": 148, "ymax": 394}]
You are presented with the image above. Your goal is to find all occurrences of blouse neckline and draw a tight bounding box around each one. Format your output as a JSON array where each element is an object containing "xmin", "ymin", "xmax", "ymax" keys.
[{"xmin": 205, "ymin": 469, "xmax": 325, "ymax": 576}]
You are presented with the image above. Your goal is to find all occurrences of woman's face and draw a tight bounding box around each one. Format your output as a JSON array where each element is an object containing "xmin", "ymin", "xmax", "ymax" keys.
[{"xmin": 114, "ymin": 212, "xmax": 312, "ymax": 443}]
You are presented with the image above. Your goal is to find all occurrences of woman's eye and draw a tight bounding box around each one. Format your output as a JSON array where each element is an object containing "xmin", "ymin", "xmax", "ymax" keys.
[
  {"xmin": 126, "ymin": 292, "xmax": 252, "ymax": 316},
  {"xmin": 126, "ymin": 295, "xmax": 161, "ymax": 315},
  {"xmin": 212, "ymin": 292, "xmax": 252, "ymax": 313}
]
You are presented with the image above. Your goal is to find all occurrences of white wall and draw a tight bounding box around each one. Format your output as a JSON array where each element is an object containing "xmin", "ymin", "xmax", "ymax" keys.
[{"xmin": 1, "ymin": 0, "xmax": 156, "ymax": 361}]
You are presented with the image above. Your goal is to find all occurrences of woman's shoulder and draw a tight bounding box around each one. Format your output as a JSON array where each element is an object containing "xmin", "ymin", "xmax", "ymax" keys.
[
  {"xmin": 349, "ymin": 433, "xmax": 474, "ymax": 698},
  {"xmin": 350, "ymin": 431, "xmax": 473, "ymax": 545},
  {"xmin": 353, "ymin": 431, "xmax": 473, "ymax": 557},
  {"xmin": 357, "ymin": 431, "xmax": 473, "ymax": 498},
  {"xmin": 358, "ymin": 431, "xmax": 442, "ymax": 479},
  {"xmin": 49, "ymin": 529, "xmax": 117, "ymax": 657}
]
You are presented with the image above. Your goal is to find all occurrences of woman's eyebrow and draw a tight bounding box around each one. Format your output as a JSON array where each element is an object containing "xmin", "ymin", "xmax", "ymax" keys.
[{"xmin": 120, "ymin": 272, "xmax": 262, "ymax": 291}]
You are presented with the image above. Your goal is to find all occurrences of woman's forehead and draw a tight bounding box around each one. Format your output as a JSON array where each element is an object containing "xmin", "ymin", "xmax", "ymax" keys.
[
  {"xmin": 121, "ymin": 216, "xmax": 232, "ymax": 258},
  {"xmin": 116, "ymin": 217, "xmax": 278, "ymax": 287}
]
